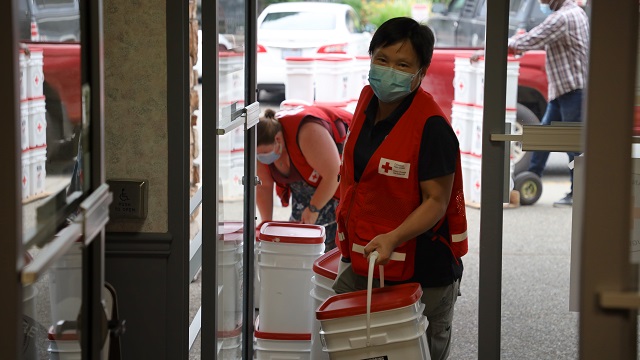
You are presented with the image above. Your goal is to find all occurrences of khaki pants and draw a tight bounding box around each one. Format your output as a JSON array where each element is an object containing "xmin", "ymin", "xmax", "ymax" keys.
[{"xmin": 332, "ymin": 261, "xmax": 460, "ymax": 360}]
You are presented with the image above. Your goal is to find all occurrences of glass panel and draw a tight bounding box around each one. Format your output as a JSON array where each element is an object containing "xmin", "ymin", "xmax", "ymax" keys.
[
  {"xmin": 19, "ymin": 0, "xmax": 84, "ymax": 240},
  {"xmin": 218, "ymin": 129, "xmax": 245, "ymax": 358},
  {"xmin": 18, "ymin": 0, "xmax": 87, "ymax": 357},
  {"xmin": 22, "ymin": 243, "xmax": 83, "ymax": 359}
]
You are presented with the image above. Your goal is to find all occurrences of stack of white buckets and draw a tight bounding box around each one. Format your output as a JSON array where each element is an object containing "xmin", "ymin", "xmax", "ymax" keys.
[
  {"xmin": 218, "ymin": 222, "xmax": 245, "ymax": 359},
  {"xmin": 19, "ymin": 46, "xmax": 48, "ymax": 202},
  {"xmin": 282, "ymin": 54, "xmax": 370, "ymax": 114},
  {"xmin": 255, "ymin": 222, "xmax": 326, "ymax": 359},
  {"xmin": 450, "ymin": 54, "xmax": 519, "ymax": 204}
]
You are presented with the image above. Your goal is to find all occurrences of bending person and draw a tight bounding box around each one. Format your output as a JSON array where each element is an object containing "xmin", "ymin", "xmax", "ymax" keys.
[{"xmin": 256, "ymin": 105, "xmax": 352, "ymax": 251}]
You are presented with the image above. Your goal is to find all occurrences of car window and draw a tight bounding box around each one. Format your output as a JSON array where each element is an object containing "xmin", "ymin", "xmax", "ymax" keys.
[
  {"xmin": 345, "ymin": 9, "xmax": 362, "ymax": 33},
  {"xmin": 260, "ymin": 11, "xmax": 337, "ymax": 31},
  {"xmin": 448, "ymin": 0, "xmax": 466, "ymax": 14}
]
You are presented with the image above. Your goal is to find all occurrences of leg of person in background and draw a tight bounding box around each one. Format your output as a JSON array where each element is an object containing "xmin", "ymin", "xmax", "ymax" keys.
[
  {"xmin": 528, "ymin": 99, "xmax": 560, "ymax": 178},
  {"xmin": 553, "ymin": 89, "xmax": 584, "ymax": 207}
]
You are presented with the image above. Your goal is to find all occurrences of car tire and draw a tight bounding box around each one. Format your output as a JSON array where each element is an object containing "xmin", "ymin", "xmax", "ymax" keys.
[
  {"xmin": 513, "ymin": 171, "xmax": 542, "ymax": 205},
  {"xmin": 512, "ymin": 104, "xmax": 541, "ymax": 175}
]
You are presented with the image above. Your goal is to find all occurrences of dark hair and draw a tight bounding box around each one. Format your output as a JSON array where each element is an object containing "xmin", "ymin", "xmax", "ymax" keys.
[
  {"xmin": 368, "ymin": 17, "xmax": 435, "ymax": 69},
  {"xmin": 257, "ymin": 109, "xmax": 282, "ymax": 146}
]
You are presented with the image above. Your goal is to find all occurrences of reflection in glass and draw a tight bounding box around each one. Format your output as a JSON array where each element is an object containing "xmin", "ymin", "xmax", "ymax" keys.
[{"xmin": 22, "ymin": 243, "xmax": 83, "ymax": 360}]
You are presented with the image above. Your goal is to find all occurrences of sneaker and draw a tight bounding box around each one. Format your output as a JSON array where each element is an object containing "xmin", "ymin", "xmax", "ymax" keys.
[{"xmin": 553, "ymin": 193, "xmax": 573, "ymax": 207}]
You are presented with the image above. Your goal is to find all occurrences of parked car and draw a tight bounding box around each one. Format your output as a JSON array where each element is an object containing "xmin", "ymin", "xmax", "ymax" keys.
[
  {"xmin": 256, "ymin": 2, "xmax": 372, "ymax": 97},
  {"xmin": 427, "ymin": 0, "xmax": 548, "ymax": 47}
]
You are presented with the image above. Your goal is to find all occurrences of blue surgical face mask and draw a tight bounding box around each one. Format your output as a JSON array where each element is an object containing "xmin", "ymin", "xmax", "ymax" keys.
[
  {"xmin": 368, "ymin": 63, "xmax": 422, "ymax": 103},
  {"xmin": 257, "ymin": 142, "xmax": 281, "ymax": 165},
  {"xmin": 539, "ymin": 3, "xmax": 553, "ymax": 16}
]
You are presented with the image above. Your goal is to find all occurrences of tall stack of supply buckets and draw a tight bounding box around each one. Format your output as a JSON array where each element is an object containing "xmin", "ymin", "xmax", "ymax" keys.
[
  {"xmin": 20, "ymin": 46, "xmax": 48, "ymax": 202},
  {"xmin": 310, "ymin": 248, "xmax": 340, "ymax": 360},
  {"xmin": 218, "ymin": 125, "xmax": 245, "ymax": 202},
  {"xmin": 283, "ymin": 54, "xmax": 370, "ymax": 114},
  {"xmin": 450, "ymin": 54, "xmax": 519, "ymax": 204},
  {"xmin": 255, "ymin": 222, "xmax": 326, "ymax": 359},
  {"xmin": 315, "ymin": 283, "xmax": 431, "ymax": 359}
]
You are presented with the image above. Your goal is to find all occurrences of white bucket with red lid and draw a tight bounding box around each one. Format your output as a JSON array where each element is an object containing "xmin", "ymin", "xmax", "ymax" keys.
[
  {"xmin": 254, "ymin": 316, "xmax": 311, "ymax": 360},
  {"xmin": 258, "ymin": 222, "xmax": 325, "ymax": 334},
  {"xmin": 315, "ymin": 253, "xmax": 430, "ymax": 359},
  {"xmin": 47, "ymin": 321, "xmax": 81, "ymax": 360},
  {"xmin": 310, "ymin": 247, "xmax": 340, "ymax": 360}
]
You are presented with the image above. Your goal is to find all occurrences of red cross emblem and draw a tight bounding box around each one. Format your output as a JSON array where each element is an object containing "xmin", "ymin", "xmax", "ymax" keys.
[
  {"xmin": 475, "ymin": 180, "xmax": 481, "ymax": 190},
  {"xmin": 37, "ymin": 122, "xmax": 42, "ymax": 132},
  {"xmin": 381, "ymin": 162, "xmax": 392, "ymax": 173},
  {"xmin": 35, "ymin": 75, "xmax": 40, "ymax": 85},
  {"xmin": 23, "ymin": 175, "xmax": 27, "ymax": 186}
]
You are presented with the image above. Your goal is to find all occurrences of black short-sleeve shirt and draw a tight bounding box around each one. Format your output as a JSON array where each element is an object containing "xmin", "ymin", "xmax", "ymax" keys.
[{"xmin": 352, "ymin": 91, "xmax": 463, "ymax": 287}]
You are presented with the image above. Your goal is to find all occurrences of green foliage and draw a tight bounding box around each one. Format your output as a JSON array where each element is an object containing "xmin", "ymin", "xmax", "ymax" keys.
[{"xmin": 361, "ymin": 0, "xmax": 413, "ymax": 28}]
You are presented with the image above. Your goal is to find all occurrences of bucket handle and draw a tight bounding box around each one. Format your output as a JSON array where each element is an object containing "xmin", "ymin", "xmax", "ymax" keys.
[{"xmin": 366, "ymin": 251, "xmax": 384, "ymax": 347}]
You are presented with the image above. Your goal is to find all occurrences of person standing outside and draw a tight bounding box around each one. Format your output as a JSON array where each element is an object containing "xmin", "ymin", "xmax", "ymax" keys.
[
  {"xmin": 256, "ymin": 105, "xmax": 351, "ymax": 251},
  {"xmin": 332, "ymin": 17, "xmax": 468, "ymax": 360},
  {"xmin": 508, "ymin": 0, "xmax": 589, "ymax": 207}
]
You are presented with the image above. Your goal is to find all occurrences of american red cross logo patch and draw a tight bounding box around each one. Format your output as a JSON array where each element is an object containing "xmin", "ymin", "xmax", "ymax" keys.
[{"xmin": 378, "ymin": 158, "xmax": 410, "ymax": 179}]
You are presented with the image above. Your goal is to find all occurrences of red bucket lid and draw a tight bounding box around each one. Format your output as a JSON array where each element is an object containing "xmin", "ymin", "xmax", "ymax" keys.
[
  {"xmin": 258, "ymin": 222, "xmax": 325, "ymax": 244},
  {"xmin": 312, "ymin": 247, "xmax": 341, "ymax": 280},
  {"xmin": 48, "ymin": 324, "xmax": 79, "ymax": 341},
  {"xmin": 254, "ymin": 316, "xmax": 311, "ymax": 341},
  {"xmin": 315, "ymin": 283, "xmax": 422, "ymax": 321}
]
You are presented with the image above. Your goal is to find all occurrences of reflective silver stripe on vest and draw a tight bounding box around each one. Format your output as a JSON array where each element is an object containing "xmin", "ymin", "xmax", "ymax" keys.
[
  {"xmin": 451, "ymin": 231, "xmax": 467, "ymax": 243},
  {"xmin": 351, "ymin": 243, "xmax": 406, "ymax": 261},
  {"xmin": 338, "ymin": 231, "xmax": 345, "ymax": 241}
]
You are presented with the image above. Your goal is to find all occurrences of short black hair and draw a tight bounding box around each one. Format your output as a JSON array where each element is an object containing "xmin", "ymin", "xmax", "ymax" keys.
[{"xmin": 368, "ymin": 17, "xmax": 435, "ymax": 69}]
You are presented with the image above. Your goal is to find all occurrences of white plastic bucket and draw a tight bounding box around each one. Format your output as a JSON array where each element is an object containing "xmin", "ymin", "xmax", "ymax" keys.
[
  {"xmin": 285, "ymin": 57, "xmax": 315, "ymax": 103},
  {"xmin": 218, "ymin": 222, "xmax": 244, "ymax": 332},
  {"xmin": 314, "ymin": 56, "xmax": 352, "ymax": 103},
  {"xmin": 28, "ymin": 96, "xmax": 47, "ymax": 148},
  {"xmin": 219, "ymin": 51, "xmax": 244, "ymax": 106},
  {"xmin": 461, "ymin": 153, "xmax": 482, "ymax": 204},
  {"xmin": 310, "ymin": 248, "xmax": 340, "ymax": 360},
  {"xmin": 258, "ymin": 222, "xmax": 325, "ymax": 333},
  {"xmin": 49, "ymin": 242, "xmax": 83, "ymax": 325},
  {"xmin": 218, "ymin": 325, "xmax": 242, "ymax": 360},
  {"xmin": 27, "ymin": 48, "xmax": 44, "ymax": 99},
  {"xmin": 316, "ymin": 283, "xmax": 430, "ymax": 360},
  {"xmin": 20, "ymin": 50, "xmax": 28, "ymax": 101},
  {"xmin": 347, "ymin": 55, "xmax": 370, "ymax": 101},
  {"xmin": 30, "ymin": 147, "xmax": 47, "ymax": 197},
  {"xmin": 48, "ymin": 324, "xmax": 81, "ymax": 360},
  {"xmin": 254, "ymin": 316, "xmax": 312, "ymax": 360},
  {"xmin": 21, "ymin": 151, "xmax": 31, "ymax": 200},
  {"xmin": 470, "ymin": 104, "xmax": 484, "ymax": 156},
  {"xmin": 505, "ymin": 60, "xmax": 520, "ymax": 110},
  {"xmin": 20, "ymin": 101, "xmax": 30, "ymax": 151},
  {"xmin": 474, "ymin": 58, "xmax": 519, "ymax": 109},
  {"xmin": 451, "ymin": 102, "xmax": 475, "ymax": 154},
  {"xmin": 453, "ymin": 56, "xmax": 480, "ymax": 105}
]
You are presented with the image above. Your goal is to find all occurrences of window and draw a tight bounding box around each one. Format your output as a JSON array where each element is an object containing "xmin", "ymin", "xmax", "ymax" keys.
[{"xmin": 260, "ymin": 11, "xmax": 337, "ymax": 31}]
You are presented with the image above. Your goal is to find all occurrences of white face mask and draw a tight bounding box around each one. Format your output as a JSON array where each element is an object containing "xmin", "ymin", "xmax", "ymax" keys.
[
  {"xmin": 368, "ymin": 63, "xmax": 422, "ymax": 103},
  {"xmin": 257, "ymin": 142, "xmax": 282, "ymax": 165}
]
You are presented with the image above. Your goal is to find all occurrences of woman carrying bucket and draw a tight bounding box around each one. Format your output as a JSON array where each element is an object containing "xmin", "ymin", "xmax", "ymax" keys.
[
  {"xmin": 332, "ymin": 17, "xmax": 468, "ymax": 360},
  {"xmin": 256, "ymin": 105, "xmax": 352, "ymax": 251}
]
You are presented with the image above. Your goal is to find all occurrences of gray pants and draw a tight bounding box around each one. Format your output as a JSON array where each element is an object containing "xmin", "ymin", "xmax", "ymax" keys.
[{"xmin": 332, "ymin": 261, "xmax": 460, "ymax": 360}]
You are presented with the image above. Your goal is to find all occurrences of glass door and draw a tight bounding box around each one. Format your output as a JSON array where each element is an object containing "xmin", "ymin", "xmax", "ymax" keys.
[
  {"xmin": 195, "ymin": 0, "xmax": 258, "ymax": 357},
  {"xmin": 1, "ymin": 0, "xmax": 112, "ymax": 358}
]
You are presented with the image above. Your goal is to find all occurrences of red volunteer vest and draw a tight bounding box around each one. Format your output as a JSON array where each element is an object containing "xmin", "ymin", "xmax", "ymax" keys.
[
  {"xmin": 273, "ymin": 106, "xmax": 352, "ymax": 203},
  {"xmin": 336, "ymin": 86, "xmax": 468, "ymax": 281}
]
